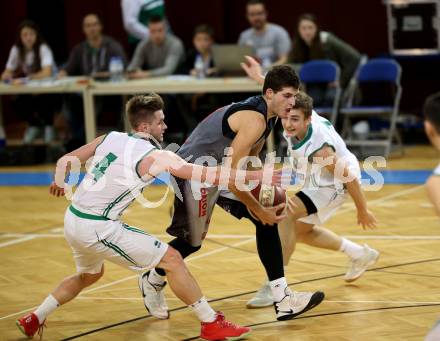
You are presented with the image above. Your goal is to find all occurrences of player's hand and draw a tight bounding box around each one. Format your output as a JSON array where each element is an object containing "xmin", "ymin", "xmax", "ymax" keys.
[
  {"xmin": 252, "ymin": 203, "xmax": 286, "ymax": 225},
  {"xmin": 357, "ymin": 209, "xmax": 377, "ymax": 229},
  {"xmin": 49, "ymin": 181, "xmax": 65, "ymax": 197},
  {"xmin": 241, "ymin": 56, "xmax": 264, "ymax": 84}
]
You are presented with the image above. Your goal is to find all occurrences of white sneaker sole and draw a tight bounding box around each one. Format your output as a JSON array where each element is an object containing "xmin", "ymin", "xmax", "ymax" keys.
[
  {"xmin": 201, "ymin": 329, "xmax": 252, "ymax": 341},
  {"xmin": 276, "ymin": 291, "xmax": 325, "ymax": 321},
  {"xmin": 246, "ymin": 300, "xmax": 273, "ymax": 309}
]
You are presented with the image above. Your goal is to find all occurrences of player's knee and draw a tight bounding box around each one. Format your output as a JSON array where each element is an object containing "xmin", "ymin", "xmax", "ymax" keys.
[
  {"xmin": 169, "ymin": 237, "xmax": 201, "ymax": 258},
  {"xmin": 162, "ymin": 246, "xmax": 185, "ymax": 270},
  {"xmin": 79, "ymin": 266, "xmax": 103, "ymax": 286}
]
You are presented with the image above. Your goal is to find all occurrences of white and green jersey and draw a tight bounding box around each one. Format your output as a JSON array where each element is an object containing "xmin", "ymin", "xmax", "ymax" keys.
[
  {"xmin": 434, "ymin": 163, "xmax": 440, "ymax": 176},
  {"xmin": 72, "ymin": 132, "xmax": 156, "ymax": 220},
  {"xmin": 284, "ymin": 111, "xmax": 360, "ymax": 190}
]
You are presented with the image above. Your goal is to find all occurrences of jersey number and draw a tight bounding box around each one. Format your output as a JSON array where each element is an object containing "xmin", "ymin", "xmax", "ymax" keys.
[{"xmin": 92, "ymin": 152, "xmax": 118, "ymax": 181}]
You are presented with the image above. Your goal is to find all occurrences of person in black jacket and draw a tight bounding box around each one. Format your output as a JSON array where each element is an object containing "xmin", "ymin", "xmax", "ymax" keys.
[
  {"xmin": 59, "ymin": 14, "xmax": 127, "ymax": 150},
  {"xmin": 289, "ymin": 13, "xmax": 361, "ymax": 107}
]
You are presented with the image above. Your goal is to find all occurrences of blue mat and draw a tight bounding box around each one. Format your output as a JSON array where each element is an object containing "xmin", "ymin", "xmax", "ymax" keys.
[{"xmin": 0, "ymin": 169, "xmax": 433, "ymax": 186}]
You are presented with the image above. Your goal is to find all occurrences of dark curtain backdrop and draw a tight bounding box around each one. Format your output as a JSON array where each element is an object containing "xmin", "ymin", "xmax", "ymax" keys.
[
  {"xmin": 0, "ymin": 0, "xmax": 388, "ymax": 66},
  {"xmin": 1, "ymin": 0, "xmax": 438, "ymax": 112}
]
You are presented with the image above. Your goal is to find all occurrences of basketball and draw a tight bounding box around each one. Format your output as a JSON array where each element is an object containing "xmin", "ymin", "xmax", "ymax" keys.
[{"xmin": 247, "ymin": 184, "xmax": 287, "ymax": 220}]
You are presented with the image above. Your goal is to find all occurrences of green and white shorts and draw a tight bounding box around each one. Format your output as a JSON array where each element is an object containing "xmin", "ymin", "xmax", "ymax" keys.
[{"xmin": 64, "ymin": 205, "xmax": 168, "ymax": 274}]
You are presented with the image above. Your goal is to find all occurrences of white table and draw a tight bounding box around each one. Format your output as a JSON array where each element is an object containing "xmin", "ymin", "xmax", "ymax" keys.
[{"xmin": 85, "ymin": 76, "xmax": 272, "ymax": 148}]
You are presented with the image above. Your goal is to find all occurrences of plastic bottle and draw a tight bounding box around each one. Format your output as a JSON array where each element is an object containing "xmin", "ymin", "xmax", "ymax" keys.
[
  {"xmin": 194, "ymin": 55, "xmax": 205, "ymax": 79},
  {"xmin": 0, "ymin": 126, "xmax": 6, "ymax": 149},
  {"xmin": 109, "ymin": 57, "xmax": 124, "ymax": 82}
]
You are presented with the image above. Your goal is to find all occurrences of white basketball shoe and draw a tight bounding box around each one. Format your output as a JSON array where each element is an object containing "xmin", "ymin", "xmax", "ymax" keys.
[
  {"xmin": 138, "ymin": 271, "xmax": 169, "ymax": 319},
  {"xmin": 246, "ymin": 281, "xmax": 273, "ymax": 308},
  {"xmin": 274, "ymin": 287, "xmax": 325, "ymax": 321},
  {"xmin": 344, "ymin": 244, "xmax": 380, "ymax": 282}
]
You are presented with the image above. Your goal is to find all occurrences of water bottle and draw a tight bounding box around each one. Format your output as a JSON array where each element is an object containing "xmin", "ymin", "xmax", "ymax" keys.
[
  {"xmin": 194, "ymin": 55, "xmax": 205, "ymax": 79},
  {"xmin": 109, "ymin": 56, "xmax": 124, "ymax": 82},
  {"xmin": 0, "ymin": 126, "xmax": 5, "ymax": 149}
]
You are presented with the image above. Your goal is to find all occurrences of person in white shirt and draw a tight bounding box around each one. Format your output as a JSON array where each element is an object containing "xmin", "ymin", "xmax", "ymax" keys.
[
  {"xmin": 242, "ymin": 57, "xmax": 379, "ymax": 308},
  {"xmin": 1, "ymin": 20, "xmax": 57, "ymax": 144},
  {"xmin": 15, "ymin": 93, "xmax": 262, "ymax": 340},
  {"xmin": 420, "ymin": 93, "xmax": 440, "ymax": 341}
]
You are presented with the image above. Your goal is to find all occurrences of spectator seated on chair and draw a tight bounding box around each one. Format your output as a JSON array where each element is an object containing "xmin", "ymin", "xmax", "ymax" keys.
[
  {"xmin": 1, "ymin": 20, "xmax": 58, "ymax": 145},
  {"xmin": 127, "ymin": 15, "xmax": 184, "ymax": 79},
  {"xmin": 289, "ymin": 13, "xmax": 361, "ymax": 108},
  {"xmin": 58, "ymin": 13, "xmax": 127, "ymax": 150},
  {"xmin": 238, "ymin": 0, "xmax": 291, "ymax": 70}
]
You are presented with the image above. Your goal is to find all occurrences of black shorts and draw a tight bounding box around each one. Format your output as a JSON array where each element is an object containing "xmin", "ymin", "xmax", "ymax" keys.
[{"xmin": 166, "ymin": 179, "xmax": 257, "ymax": 246}]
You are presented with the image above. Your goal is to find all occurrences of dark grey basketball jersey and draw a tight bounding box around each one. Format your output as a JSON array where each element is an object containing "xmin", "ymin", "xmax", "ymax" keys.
[{"xmin": 178, "ymin": 95, "xmax": 277, "ymax": 164}]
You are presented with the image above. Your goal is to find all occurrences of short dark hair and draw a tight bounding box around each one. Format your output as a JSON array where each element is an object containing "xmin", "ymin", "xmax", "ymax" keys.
[
  {"xmin": 126, "ymin": 93, "xmax": 164, "ymax": 129},
  {"xmin": 247, "ymin": 0, "xmax": 265, "ymax": 7},
  {"xmin": 293, "ymin": 91, "xmax": 313, "ymax": 118},
  {"xmin": 263, "ymin": 65, "xmax": 300, "ymax": 94},
  {"xmin": 83, "ymin": 13, "xmax": 102, "ymax": 25},
  {"xmin": 194, "ymin": 24, "xmax": 214, "ymax": 39},
  {"xmin": 424, "ymin": 92, "xmax": 440, "ymax": 133},
  {"xmin": 148, "ymin": 15, "xmax": 164, "ymax": 25}
]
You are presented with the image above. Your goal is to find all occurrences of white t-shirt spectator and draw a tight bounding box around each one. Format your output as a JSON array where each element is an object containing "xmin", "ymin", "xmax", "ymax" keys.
[{"xmin": 5, "ymin": 44, "xmax": 54, "ymax": 75}]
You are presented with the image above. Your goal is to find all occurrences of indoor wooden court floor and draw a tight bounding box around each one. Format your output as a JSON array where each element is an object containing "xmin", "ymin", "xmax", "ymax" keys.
[{"xmin": 0, "ymin": 146, "xmax": 439, "ymax": 340}]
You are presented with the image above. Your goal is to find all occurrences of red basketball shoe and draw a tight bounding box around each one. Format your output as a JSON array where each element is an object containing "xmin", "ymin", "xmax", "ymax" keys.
[
  {"xmin": 200, "ymin": 311, "xmax": 251, "ymax": 341},
  {"xmin": 16, "ymin": 312, "xmax": 45, "ymax": 339}
]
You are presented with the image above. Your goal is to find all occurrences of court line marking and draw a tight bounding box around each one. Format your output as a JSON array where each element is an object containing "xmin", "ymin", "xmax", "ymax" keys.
[
  {"xmin": 335, "ymin": 184, "xmax": 423, "ymax": 215},
  {"xmin": 75, "ymin": 296, "xmax": 440, "ymax": 306},
  {"xmin": 3, "ymin": 233, "xmax": 440, "ymax": 241},
  {"xmin": 0, "ymin": 184, "xmax": 429, "ymax": 320},
  {"xmin": 0, "ymin": 237, "xmax": 255, "ymax": 321},
  {"xmin": 59, "ymin": 256, "xmax": 440, "ymax": 340},
  {"xmin": 0, "ymin": 184, "xmax": 427, "ymax": 249},
  {"xmin": 0, "ymin": 236, "xmax": 36, "ymax": 248}
]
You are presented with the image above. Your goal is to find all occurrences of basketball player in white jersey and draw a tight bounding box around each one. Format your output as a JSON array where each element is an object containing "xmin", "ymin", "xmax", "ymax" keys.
[
  {"xmin": 423, "ymin": 92, "xmax": 440, "ymax": 216},
  {"xmin": 423, "ymin": 92, "xmax": 440, "ymax": 341},
  {"xmin": 242, "ymin": 58, "xmax": 379, "ymax": 308},
  {"xmin": 16, "ymin": 93, "xmax": 262, "ymax": 340}
]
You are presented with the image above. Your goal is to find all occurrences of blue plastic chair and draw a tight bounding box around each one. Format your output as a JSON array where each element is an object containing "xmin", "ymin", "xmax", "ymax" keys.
[
  {"xmin": 340, "ymin": 58, "xmax": 403, "ymax": 158},
  {"xmin": 299, "ymin": 60, "xmax": 342, "ymax": 125}
]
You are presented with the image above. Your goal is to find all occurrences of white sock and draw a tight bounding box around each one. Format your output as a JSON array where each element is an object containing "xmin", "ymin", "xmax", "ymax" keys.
[
  {"xmin": 34, "ymin": 294, "xmax": 59, "ymax": 324},
  {"xmin": 148, "ymin": 269, "xmax": 165, "ymax": 286},
  {"xmin": 189, "ymin": 297, "xmax": 216, "ymax": 323},
  {"xmin": 269, "ymin": 277, "xmax": 288, "ymax": 302},
  {"xmin": 339, "ymin": 238, "xmax": 364, "ymax": 260}
]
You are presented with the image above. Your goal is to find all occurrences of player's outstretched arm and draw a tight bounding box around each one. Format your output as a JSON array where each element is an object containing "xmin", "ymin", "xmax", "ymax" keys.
[
  {"xmin": 137, "ymin": 150, "xmax": 266, "ymax": 185},
  {"xmin": 241, "ymin": 56, "xmax": 265, "ymax": 85},
  {"xmin": 314, "ymin": 146, "xmax": 377, "ymax": 229},
  {"xmin": 426, "ymin": 174, "xmax": 440, "ymax": 216},
  {"xmin": 50, "ymin": 135, "xmax": 105, "ymax": 197}
]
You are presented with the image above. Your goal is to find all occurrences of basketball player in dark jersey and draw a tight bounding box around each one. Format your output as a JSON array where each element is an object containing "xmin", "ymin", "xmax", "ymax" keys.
[{"xmin": 139, "ymin": 58, "xmax": 325, "ymax": 321}]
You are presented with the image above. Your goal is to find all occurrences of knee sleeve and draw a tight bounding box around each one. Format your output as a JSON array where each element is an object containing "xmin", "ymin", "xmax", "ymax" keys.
[{"xmin": 168, "ymin": 237, "xmax": 201, "ymax": 258}]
